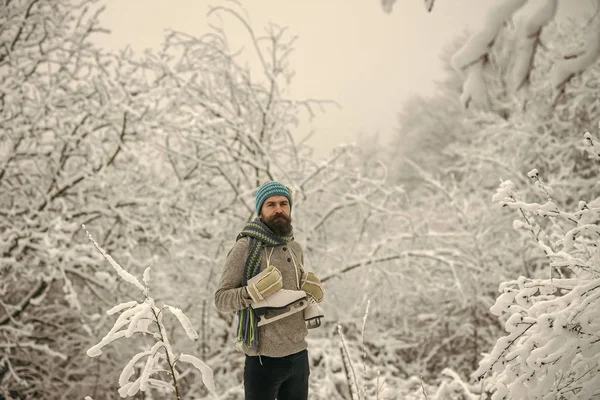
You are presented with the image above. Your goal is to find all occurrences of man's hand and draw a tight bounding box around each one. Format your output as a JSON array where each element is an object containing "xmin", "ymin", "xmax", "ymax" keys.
[
  {"xmin": 300, "ymin": 271, "xmax": 324, "ymax": 303},
  {"xmin": 246, "ymin": 264, "xmax": 283, "ymax": 303}
]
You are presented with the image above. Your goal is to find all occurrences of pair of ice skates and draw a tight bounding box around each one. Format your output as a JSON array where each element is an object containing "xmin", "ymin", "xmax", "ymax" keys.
[{"xmin": 251, "ymin": 288, "xmax": 324, "ymax": 329}]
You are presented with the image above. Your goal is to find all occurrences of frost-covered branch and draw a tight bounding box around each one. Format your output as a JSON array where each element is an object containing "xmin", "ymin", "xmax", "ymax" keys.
[
  {"xmin": 338, "ymin": 325, "xmax": 360, "ymax": 400},
  {"xmin": 552, "ymin": 18, "xmax": 600, "ymax": 105},
  {"xmin": 380, "ymin": 0, "xmax": 434, "ymax": 14},
  {"xmin": 322, "ymin": 249, "xmax": 461, "ymax": 283},
  {"xmin": 0, "ymin": 279, "xmax": 48, "ymax": 326},
  {"xmin": 84, "ymin": 227, "xmax": 214, "ymax": 399},
  {"xmin": 508, "ymin": 0, "xmax": 557, "ymax": 91},
  {"xmin": 383, "ymin": 0, "xmax": 597, "ymax": 111},
  {"xmin": 476, "ymin": 135, "xmax": 600, "ymax": 398},
  {"xmin": 336, "ymin": 302, "xmax": 389, "ymax": 400},
  {"xmin": 451, "ymin": 0, "xmax": 526, "ymax": 108}
]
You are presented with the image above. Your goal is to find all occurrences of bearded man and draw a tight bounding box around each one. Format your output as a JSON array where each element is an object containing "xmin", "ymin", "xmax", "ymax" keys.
[{"xmin": 215, "ymin": 181, "xmax": 324, "ymax": 400}]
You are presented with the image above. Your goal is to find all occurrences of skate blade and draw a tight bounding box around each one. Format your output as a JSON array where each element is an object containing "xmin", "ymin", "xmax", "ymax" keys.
[
  {"xmin": 306, "ymin": 318, "xmax": 322, "ymax": 329},
  {"xmin": 254, "ymin": 302, "xmax": 301, "ymax": 317},
  {"xmin": 256, "ymin": 299, "xmax": 308, "ymax": 327}
]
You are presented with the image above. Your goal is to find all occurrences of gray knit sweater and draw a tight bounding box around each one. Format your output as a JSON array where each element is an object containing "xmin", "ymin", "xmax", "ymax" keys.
[{"xmin": 214, "ymin": 236, "xmax": 309, "ymax": 357}]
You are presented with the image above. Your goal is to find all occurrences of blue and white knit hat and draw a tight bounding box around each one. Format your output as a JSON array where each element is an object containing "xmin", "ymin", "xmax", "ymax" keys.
[{"xmin": 255, "ymin": 181, "xmax": 292, "ymax": 216}]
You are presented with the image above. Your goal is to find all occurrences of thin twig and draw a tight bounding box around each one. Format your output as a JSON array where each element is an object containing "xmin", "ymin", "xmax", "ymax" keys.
[{"xmin": 419, "ymin": 374, "xmax": 429, "ymax": 400}]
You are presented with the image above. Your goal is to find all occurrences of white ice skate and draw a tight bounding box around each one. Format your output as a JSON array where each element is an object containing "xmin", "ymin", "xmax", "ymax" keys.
[
  {"xmin": 251, "ymin": 289, "xmax": 308, "ymax": 327},
  {"xmin": 304, "ymin": 296, "xmax": 324, "ymax": 329}
]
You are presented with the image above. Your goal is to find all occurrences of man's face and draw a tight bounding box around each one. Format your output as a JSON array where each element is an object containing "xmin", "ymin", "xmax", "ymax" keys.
[{"xmin": 260, "ymin": 195, "xmax": 292, "ymax": 235}]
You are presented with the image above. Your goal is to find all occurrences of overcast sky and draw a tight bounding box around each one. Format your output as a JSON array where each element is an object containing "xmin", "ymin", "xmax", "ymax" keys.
[{"xmin": 96, "ymin": 0, "xmax": 593, "ymax": 158}]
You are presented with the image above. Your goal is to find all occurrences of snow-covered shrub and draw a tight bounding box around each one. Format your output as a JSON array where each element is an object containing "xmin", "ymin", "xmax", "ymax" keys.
[
  {"xmin": 433, "ymin": 368, "xmax": 481, "ymax": 400},
  {"xmin": 376, "ymin": 6, "xmax": 600, "ymax": 385},
  {"xmin": 83, "ymin": 226, "xmax": 215, "ymax": 399},
  {"xmin": 473, "ymin": 132, "xmax": 600, "ymax": 399},
  {"xmin": 316, "ymin": 300, "xmax": 437, "ymax": 400}
]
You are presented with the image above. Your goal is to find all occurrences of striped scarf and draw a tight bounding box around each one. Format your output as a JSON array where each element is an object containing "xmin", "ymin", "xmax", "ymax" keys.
[{"xmin": 236, "ymin": 218, "xmax": 293, "ymax": 352}]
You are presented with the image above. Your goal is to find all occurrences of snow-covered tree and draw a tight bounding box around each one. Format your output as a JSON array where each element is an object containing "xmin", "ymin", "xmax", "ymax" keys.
[
  {"xmin": 474, "ymin": 132, "xmax": 600, "ymax": 399},
  {"xmin": 138, "ymin": 8, "xmax": 438, "ymax": 397},
  {"xmin": 381, "ymin": 0, "xmax": 600, "ymax": 110},
  {"xmin": 0, "ymin": 1, "xmax": 164, "ymax": 397},
  {"xmin": 83, "ymin": 226, "xmax": 214, "ymax": 399},
  {"xmin": 373, "ymin": 2, "xmax": 600, "ymax": 388},
  {"xmin": 1, "ymin": 1, "xmax": 433, "ymax": 397}
]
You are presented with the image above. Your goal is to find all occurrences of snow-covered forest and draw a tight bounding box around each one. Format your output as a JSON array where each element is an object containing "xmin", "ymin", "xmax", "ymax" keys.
[{"xmin": 1, "ymin": 0, "xmax": 599, "ymax": 399}]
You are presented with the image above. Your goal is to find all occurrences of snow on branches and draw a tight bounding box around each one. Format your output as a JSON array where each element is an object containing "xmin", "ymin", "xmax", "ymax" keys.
[
  {"xmin": 379, "ymin": 2, "xmax": 600, "ymax": 110},
  {"xmin": 82, "ymin": 225, "xmax": 147, "ymax": 295},
  {"xmin": 380, "ymin": 0, "xmax": 435, "ymax": 14},
  {"xmin": 451, "ymin": 0, "xmax": 527, "ymax": 108},
  {"xmin": 584, "ymin": 129, "xmax": 600, "ymax": 158},
  {"xmin": 552, "ymin": 20, "xmax": 600, "ymax": 105},
  {"xmin": 83, "ymin": 226, "xmax": 215, "ymax": 399},
  {"xmin": 454, "ymin": 0, "xmax": 600, "ymax": 109},
  {"xmin": 336, "ymin": 301, "xmax": 394, "ymax": 400},
  {"xmin": 508, "ymin": 0, "xmax": 558, "ymax": 91},
  {"xmin": 475, "ymin": 132, "xmax": 600, "ymax": 399}
]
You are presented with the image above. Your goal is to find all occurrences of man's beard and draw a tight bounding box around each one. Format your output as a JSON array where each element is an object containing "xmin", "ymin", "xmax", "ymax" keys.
[{"xmin": 263, "ymin": 213, "xmax": 293, "ymax": 236}]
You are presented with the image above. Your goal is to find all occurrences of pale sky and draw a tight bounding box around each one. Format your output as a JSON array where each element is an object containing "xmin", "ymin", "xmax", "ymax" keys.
[{"xmin": 95, "ymin": 0, "xmax": 593, "ymax": 158}]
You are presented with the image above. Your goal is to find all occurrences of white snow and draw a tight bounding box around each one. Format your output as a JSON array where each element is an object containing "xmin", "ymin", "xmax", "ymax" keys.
[
  {"xmin": 584, "ymin": 131, "xmax": 600, "ymax": 157},
  {"xmin": 492, "ymin": 180, "xmax": 516, "ymax": 203},
  {"xmin": 516, "ymin": 0, "xmax": 557, "ymax": 37},
  {"xmin": 139, "ymin": 341, "xmax": 163, "ymax": 391},
  {"xmin": 87, "ymin": 304, "xmax": 145, "ymax": 357},
  {"xmin": 451, "ymin": 0, "xmax": 527, "ymax": 71},
  {"xmin": 119, "ymin": 350, "xmax": 150, "ymax": 387},
  {"xmin": 82, "ymin": 224, "xmax": 147, "ymax": 293},
  {"xmin": 125, "ymin": 301, "xmax": 152, "ymax": 338},
  {"xmin": 167, "ymin": 306, "xmax": 200, "ymax": 340},
  {"xmin": 552, "ymin": 24, "xmax": 600, "ymax": 89},
  {"xmin": 143, "ymin": 267, "xmax": 151, "ymax": 286},
  {"xmin": 461, "ymin": 62, "xmax": 489, "ymax": 108},
  {"xmin": 107, "ymin": 300, "xmax": 138, "ymax": 316},
  {"xmin": 179, "ymin": 353, "xmax": 216, "ymax": 393}
]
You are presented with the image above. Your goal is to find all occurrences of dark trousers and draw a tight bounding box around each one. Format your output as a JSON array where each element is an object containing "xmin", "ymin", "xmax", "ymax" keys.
[{"xmin": 244, "ymin": 349, "xmax": 310, "ymax": 400}]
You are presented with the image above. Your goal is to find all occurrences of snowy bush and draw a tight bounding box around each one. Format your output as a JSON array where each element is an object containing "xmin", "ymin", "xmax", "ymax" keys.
[
  {"xmin": 473, "ymin": 132, "xmax": 600, "ymax": 399},
  {"xmin": 379, "ymin": 4, "xmax": 600, "ymax": 384},
  {"xmin": 335, "ymin": 301, "xmax": 393, "ymax": 400},
  {"xmin": 326, "ymin": 300, "xmax": 445, "ymax": 400},
  {"xmin": 83, "ymin": 225, "xmax": 215, "ymax": 399}
]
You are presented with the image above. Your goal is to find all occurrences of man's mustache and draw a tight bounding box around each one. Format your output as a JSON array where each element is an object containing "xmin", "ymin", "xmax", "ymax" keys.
[{"xmin": 271, "ymin": 213, "xmax": 291, "ymax": 222}]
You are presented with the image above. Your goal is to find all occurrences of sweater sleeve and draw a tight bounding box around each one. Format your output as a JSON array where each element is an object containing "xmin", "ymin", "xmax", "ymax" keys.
[
  {"xmin": 214, "ymin": 238, "xmax": 253, "ymax": 313},
  {"xmin": 295, "ymin": 244, "xmax": 324, "ymax": 297}
]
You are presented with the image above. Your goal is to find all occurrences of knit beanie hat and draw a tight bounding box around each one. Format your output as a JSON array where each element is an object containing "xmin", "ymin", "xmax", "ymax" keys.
[{"xmin": 255, "ymin": 181, "xmax": 292, "ymax": 216}]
